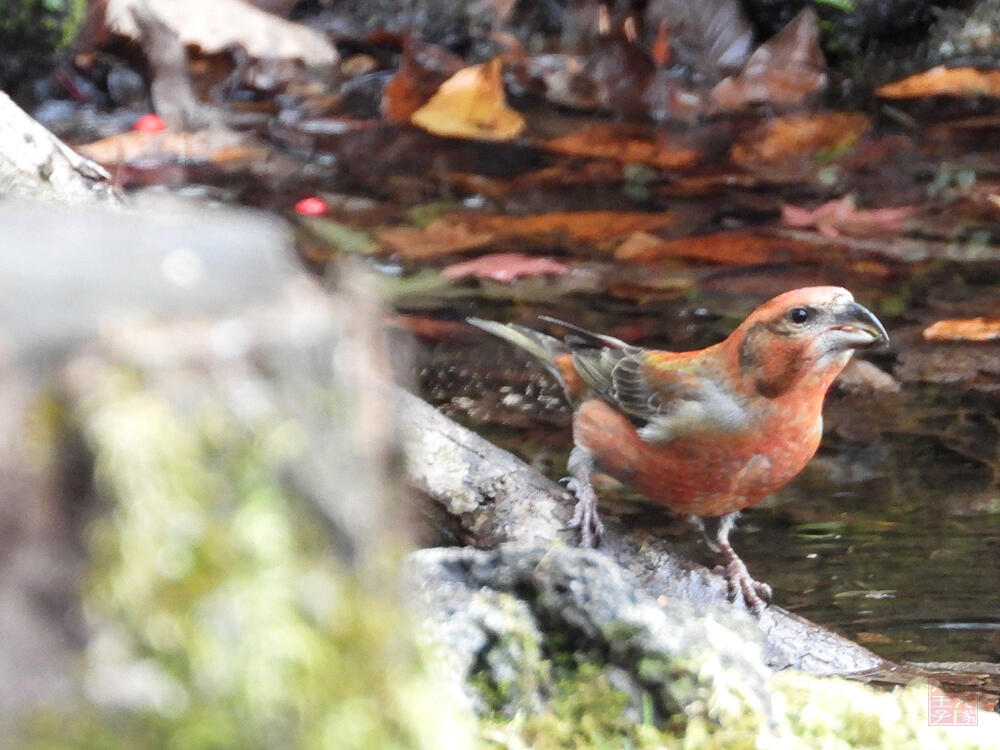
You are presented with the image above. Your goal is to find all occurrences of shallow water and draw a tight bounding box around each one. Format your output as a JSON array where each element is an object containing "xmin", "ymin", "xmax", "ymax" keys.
[{"xmin": 745, "ymin": 454, "xmax": 1000, "ymax": 665}]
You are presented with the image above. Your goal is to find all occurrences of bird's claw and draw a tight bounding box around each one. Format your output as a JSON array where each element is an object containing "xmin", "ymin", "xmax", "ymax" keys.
[
  {"xmin": 720, "ymin": 558, "xmax": 772, "ymax": 616},
  {"xmin": 562, "ymin": 477, "xmax": 604, "ymax": 548}
]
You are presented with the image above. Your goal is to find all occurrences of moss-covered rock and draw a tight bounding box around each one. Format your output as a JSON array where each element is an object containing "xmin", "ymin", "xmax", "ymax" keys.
[
  {"xmin": 408, "ymin": 546, "xmax": 1000, "ymax": 749},
  {"xmin": 23, "ymin": 346, "xmax": 476, "ymax": 750}
]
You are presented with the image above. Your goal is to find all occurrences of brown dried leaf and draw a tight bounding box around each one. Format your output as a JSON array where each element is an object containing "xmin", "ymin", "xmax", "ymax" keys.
[
  {"xmin": 543, "ymin": 124, "xmax": 700, "ymax": 169},
  {"xmin": 613, "ymin": 230, "xmax": 827, "ymax": 264},
  {"xmin": 877, "ymin": 66, "xmax": 1000, "ymax": 99},
  {"xmin": 442, "ymin": 253, "xmax": 570, "ymax": 283},
  {"xmin": 382, "ymin": 40, "xmax": 465, "ymax": 124},
  {"xmin": 586, "ymin": 32, "xmax": 655, "ymax": 118},
  {"xmin": 473, "ymin": 210, "xmax": 674, "ymax": 247},
  {"xmin": 105, "ymin": 0, "xmax": 337, "ymax": 65},
  {"xmin": 378, "ymin": 220, "xmax": 495, "ymax": 259},
  {"xmin": 923, "ymin": 318, "xmax": 1000, "ymax": 342},
  {"xmin": 710, "ymin": 7, "xmax": 825, "ymax": 112},
  {"xmin": 411, "ymin": 58, "xmax": 525, "ymax": 142},
  {"xmin": 730, "ymin": 112, "xmax": 870, "ymax": 168}
]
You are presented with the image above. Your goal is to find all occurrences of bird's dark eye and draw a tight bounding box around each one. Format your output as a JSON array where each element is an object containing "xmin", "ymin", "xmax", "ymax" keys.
[{"xmin": 788, "ymin": 307, "xmax": 811, "ymax": 324}]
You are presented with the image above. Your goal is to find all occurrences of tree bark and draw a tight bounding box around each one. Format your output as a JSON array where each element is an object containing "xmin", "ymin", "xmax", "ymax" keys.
[{"xmin": 0, "ymin": 92, "xmax": 120, "ymax": 204}]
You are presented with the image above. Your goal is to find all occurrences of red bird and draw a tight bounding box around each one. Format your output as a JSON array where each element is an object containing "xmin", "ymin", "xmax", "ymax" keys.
[{"xmin": 469, "ymin": 287, "xmax": 888, "ymax": 613}]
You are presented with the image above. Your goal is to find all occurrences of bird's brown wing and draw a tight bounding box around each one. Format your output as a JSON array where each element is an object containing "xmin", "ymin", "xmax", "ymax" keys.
[
  {"xmin": 570, "ymin": 346, "xmax": 688, "ymax": 419},
  {"xmin": 572, "ymin": 347, "xmax": 748, "ymax": 442}
]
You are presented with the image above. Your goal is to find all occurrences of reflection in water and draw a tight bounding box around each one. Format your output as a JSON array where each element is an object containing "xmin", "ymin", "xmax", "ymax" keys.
[{"xmin": 738, "ymin": 448, "xmax": 1000, "ymax": 664}]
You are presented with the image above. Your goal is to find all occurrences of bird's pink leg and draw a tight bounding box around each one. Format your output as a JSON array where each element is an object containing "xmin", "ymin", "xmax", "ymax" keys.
[
  {"xmin": 698, "ymin": 513, "xmax": 772, "ymax": 616},
  {"xmin": 564, "ymin": 446, "xmax": 605, "ymax": 548}
]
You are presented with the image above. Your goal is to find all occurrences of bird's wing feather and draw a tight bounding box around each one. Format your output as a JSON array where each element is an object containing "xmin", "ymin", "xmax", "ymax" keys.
[{"xmin": 572, "ymin": 346, "xmax": 748, "ymax": 442}]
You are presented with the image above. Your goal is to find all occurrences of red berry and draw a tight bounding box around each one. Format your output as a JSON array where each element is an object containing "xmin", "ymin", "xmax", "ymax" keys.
[
  {"xmin": 133, "ymin": 114, "xmax": 166, "ymax": 132},
  {"xmin": 294, "ymin": 196, "xmax": 327, "ymax": 216}
]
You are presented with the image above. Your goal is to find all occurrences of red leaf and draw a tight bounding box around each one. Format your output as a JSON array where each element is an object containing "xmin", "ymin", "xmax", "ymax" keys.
[
  {"xmin": 780, "ymin": 196, "xmax": 915, "ymax": 238},
  {"xmin": 442, "ymin": 253, "xmax": 570, "ymax": 283}
]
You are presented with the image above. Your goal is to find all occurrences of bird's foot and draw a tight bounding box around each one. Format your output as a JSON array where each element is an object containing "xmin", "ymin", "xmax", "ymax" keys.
[
  {"xmin": 720, "ymin": 556, "xmax": 772, "ymax": 616},
  {"xmin": 562, "ymin": 477, "xmax": 604, "ymax": 548}
]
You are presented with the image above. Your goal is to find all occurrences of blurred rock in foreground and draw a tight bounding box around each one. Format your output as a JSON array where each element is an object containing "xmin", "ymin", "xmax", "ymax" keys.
[{"xmin": 0, "ymin": 199, "xmax": 474, "ymax": 750}]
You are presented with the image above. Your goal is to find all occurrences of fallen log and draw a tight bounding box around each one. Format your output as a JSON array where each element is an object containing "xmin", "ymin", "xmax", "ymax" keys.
[{"xmin": 399, "ymin": 388, "xmax": 1000, "ymax": 702}]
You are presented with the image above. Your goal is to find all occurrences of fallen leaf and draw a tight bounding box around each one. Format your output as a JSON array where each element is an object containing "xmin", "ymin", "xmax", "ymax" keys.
[
  {"xmin": 877, "ymin": 66, "xmax": 1000, "ymax": 99},
  {"xmin": 613, "ymin": 230, "xmax": 827, "ymax": 264},
  {"xmin": 411, "ymin": 57, "xmax": 526, "ymax": 142},
  {"xmin": 378, "ymin": 220, "xmax": 495, "ymax": 259},
  {"xmin": 382, "ymin": 40, "xmax": 465, "ymax": 124},
  {"xmin": 472, "ymin": 210, "xmax": 674, "ymax": 248},
  {"xmin": 377, "ymin": 210, "xmax": 672, "ymax": 259},
  {"xmin": 442, "ymin": 253, "xmax": 570, "ymax": 283},
  {"xmin": 780, "ymin": 196, "xmax": 915, "ymax": 238},
  {"xmin": 543, "ymin": 124, "xmax": 700, "ymax": 169},
  {"xmin": 386, "ymin": 314, "xmax": 476, "ymax": 341},
  {"xmin": 612, "ymin": 231, "xmax": 669, "ymax": 260},
  {"xmin": 586, "ymin": 29, "xmax": 655, "ymax": 118},
  {"xmin": 105, "ymin": 0, "xmax": 337, "ymax": 65},
  {"xmin": 730, "ymin": 112, "xmax": 870, "ymax": 168},
  {"xmin": 923, "ymin": 318, "xmax": 1000, "ymax": 342},
  {"xmin": 710, "ymin": 7, "xmax": 825, "ymax": 112},
  {"xmin": 75, "ymin": 130, "xmax": 267, "ymax": 165},
  {"xmin": 854, "ymin": 631, "xmax": 894, "ymax": 645}
]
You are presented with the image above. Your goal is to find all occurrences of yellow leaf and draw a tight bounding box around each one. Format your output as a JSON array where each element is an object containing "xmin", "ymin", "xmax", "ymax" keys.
[{"xmin": 411, "ymin": 58, "xmax": 525, "ymax": 142}]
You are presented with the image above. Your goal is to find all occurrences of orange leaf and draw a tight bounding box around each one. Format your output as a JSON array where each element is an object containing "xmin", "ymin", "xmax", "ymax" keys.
[
  {"xmin": 411, "ymin": 57, "xmax": 525, "ymax": 141},
  {"xmin": 543, "ymin": 124, "xmax": 699, "ymax": 169},
  {"xmin": 613, "ymin": 231, "xmax": 827, "ymax": 264},
  {"xmin": 378, "ymin": 210, "xmax": 672, "ymax": 259},
  {"xmin": 442, "ymin": 253, "xmax": 570, "ymax": 283},
  {"xmin": 386, "ymin": 315, "xmax": 476, "ymax": 341},
  {"xmin": 612, "ymin": 231, "xmax": 668, "ymax": 260},
  {"xmin": 730, "ymin": 112, "xmax": 870, "ymax": 167},
  {"xmin": 877, "ymin": 66, "xmax": 1000, "ymax": 99},
  {"xmin": 75, "ymin": 130, "xmax": 267, "ymax": 165},
  {"xmin": 922, "ymin": 318, "xmax": 1000, "ymax": 342},
  {"xmin": 472, "ymin": 210, "xmax": 674, "ymax": 246}
]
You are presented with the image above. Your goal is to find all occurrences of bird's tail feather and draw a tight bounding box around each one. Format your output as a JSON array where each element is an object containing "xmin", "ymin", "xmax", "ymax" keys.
[{"xmin": 467, "ymin": 317, "xmax": 569, "ymax": 387}]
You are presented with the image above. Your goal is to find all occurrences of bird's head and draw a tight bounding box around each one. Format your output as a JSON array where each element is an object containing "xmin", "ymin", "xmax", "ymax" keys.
[{"xmin": 732, "ymin": 286, "xmax": 888, "ymax": 398}]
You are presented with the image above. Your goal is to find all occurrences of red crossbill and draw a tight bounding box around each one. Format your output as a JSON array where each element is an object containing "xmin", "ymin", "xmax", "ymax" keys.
[{"xmin": 469, "ymin": 287, "xmax": 889, "ymax": 613}]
